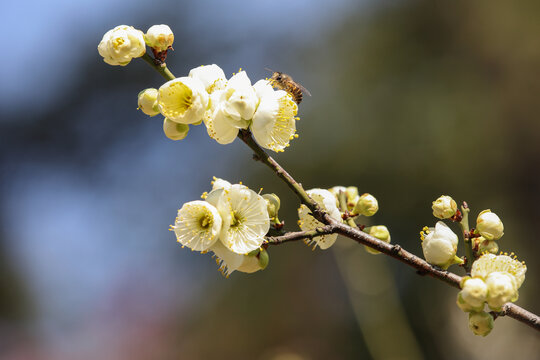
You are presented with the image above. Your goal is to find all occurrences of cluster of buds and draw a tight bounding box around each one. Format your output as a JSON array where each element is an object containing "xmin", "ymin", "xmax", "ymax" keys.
[
  {"xmin": 98, "ymin": 24, "xmax": 173, "ymax": 66},
  {"xmin": 457, "ymin": 253, "xmax": 526, "ymax": 336},
  {"xmin": 99, "ymin": 25, "xmax": 301, "ymax": 153},
  {"xmin": 171, "ymin": 177, "xmax": 276, "ymax": 276},
  {"xmin": 421, "ymin": 195, "xmax": 527, "ymax": 336},
  {"xmin": 298, "ymin": 186, "xmax": 389, "ymax": 253}
]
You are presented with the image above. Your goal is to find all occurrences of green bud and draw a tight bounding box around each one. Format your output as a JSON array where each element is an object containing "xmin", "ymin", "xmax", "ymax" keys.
[
  {"xmin": 353, "ymin": 193, "xmax": 379, "ymax": 217},
  {"xmin": 163, "ymin": 118, "xmax": 189, "ymax": 140},
  {"xmin": 476, "ymin": 237, "xmax": 499, "ymax": 254},
  {"xmin": 263, "ymin": 193, "xmax": 281, "ymax": 219},
  {"xmin": 257, "ymin": 248, "xmax": 269, "ymax": 270},
  {"xmin": 468, "ymin": 311, "xmax": 494, "ymax": 336},
  {"xmin": 431, "ymin": 195, "xmax": 457, "ymax": 219},
  {"xmin": 364, "ymin": 225, "xmax": 390, "ymax": 255}
]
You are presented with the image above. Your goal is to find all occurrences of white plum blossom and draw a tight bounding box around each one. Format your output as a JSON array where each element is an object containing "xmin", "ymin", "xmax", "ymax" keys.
[
  {"xmin": 470, "ymin": 253, "xmax": 526, "ymax": 310},
  {"xmin": 158, "ymin": 77, "xmax": 209, "ymax": 124},
  {"xmin": 476, "ymin": 210, "xmax": 504, "ymax": 240},
  {"xmin": 173, "ymin": 200, "xmax": 222, "ymax": 251},
  {"xmin": 432, "ymin": 195, "xmax": 457, "ymax": 219},
  {"xmin": 219, "ymin": 71, "xmax": 259, "ymax": 128},
  {"xmin": 457, "ymin": 278, "xmax": 488, "ymax": 312},
  {"xmin": 485, "ymin": 272, "xmax": 519, "ymax": 310},
  {"xmin": 420, "ymin": 221, "xmax": 462, "ymax": 269},
  {"xmin": 251, "ymin": 80, "xmax": 298, "ymax": 152},
  {"xmin": 210, "ymin": 177, "xmax": 232, "ymax": 191},
  {"xmin": 98, "ymin": 25, "xmax": 146, "ymax": 66},
  {"xmin": 298, "ymin": 189, "xmax": 342, "ymax": 249},
  {"xmin": 189, "ymin": 64, "xmax": 227, "ymax": 94},
  {"xmin": 203, "ymin": 90, "xmax": 242, "ymax": 144},
  {"xmin": 470, "ymin": 253, "xmax": 526, "ymax": 288},
  {"xmin": 206, "ymin": 184, "xmax": 270, "ymax": 254},
  {"xmin": 144, "ymin": 24, "xmax": 174, "ymax": 51}
]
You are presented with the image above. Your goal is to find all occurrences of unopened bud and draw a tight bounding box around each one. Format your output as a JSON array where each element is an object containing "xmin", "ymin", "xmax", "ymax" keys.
[
  {"xmin": 468, "ymin": 311, "xmax": 494, "ymax": 336},
  {"xmin": 137, "ymin": 88, "xmax": 160, "ymax": 116},
  {"xmin": 163, "ymin": 118, "xmax": 189, "ymax": 140},
  {"xmin": 145, "ymin": 24, "xmax": 174, "ymax": 51},
  {"xmin": 364, "ymin": 225, "xmax": 390, "ymax": 255},
  {"xmin": 257, "ymin": 248, "xmax": 269, "ymax": 270},
  {"xmin": 432, "ymin": 195, "xmax": 457, "ymax": 219},
  {"xmin": 476, "ymin": 210, "xmax": 504, "ymax": 240},
  {"xmin": 353, "ymin": 193, "xmax": 378, "ymax": 217},
  {"xmin": 262, "ymin": 193, "xmax": 280, "ymax": 219},
  {"xmin": 476, "ymin": 237, "xmax": 499, "ymax": 254},
  {"xmin": 458, "ymin": 278, "xmax": 487, "ymax": 312}
]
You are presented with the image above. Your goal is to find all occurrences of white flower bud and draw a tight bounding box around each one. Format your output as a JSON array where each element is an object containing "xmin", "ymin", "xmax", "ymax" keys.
[
  {"xmin": 163, "ymin": 118, "xmax": 189, "ymax": 140},
  {"xmin": 144, "ymin": 24, "xmax": 174, "ymax": 52},
  {"xmin": 432, "ymin": 195, "xmax": 457, "ymax": 219},
  {"xmin": 421, "ymin": 221, "xmax": 462, "ymax": 269},
  {"xmin": 353, "ymin": 193, "xmax": 379, "ymax": 217},
  {"xmin": 158, "ymin": 77, "xmax": 209, "ymax": 124},
  {"xmin": 476, "ymin": 210, "xmax": 504, "ymax": 240},
  {"xmin": 485, "ymin": 272, "xmax": 518, "ymax": 310},
  {"xmin": 189, "ymin": 64, "xmax": 227, "ymax": 93},
  {"xmin": 98, "ymin": 25, "xmax": 146, "ymax": 66},
  {"xmin": 364, "ymin": 225, "xmax": 391, "ymax": 255},
  {"xmin": 459, "ymin": 278, "xmax": 488, "ymax": 310},
  {"xmin": 468, "ymin": 311, "xmax": 494, "ymax": 337},
  {"xmin": 137, "ymin": 88, "xmax": 160, "ymax": 116},
  {"xmin": 262, "ymin": 193, "xmax": 281, "ymax": 219}
]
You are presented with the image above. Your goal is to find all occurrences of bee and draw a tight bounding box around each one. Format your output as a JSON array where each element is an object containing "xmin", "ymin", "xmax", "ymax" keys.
[{"xmin": 266, "ymin": 68, "xmax": 311, "ymax": 104}]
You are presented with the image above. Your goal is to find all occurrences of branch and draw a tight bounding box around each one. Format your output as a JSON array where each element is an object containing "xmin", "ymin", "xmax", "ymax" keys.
[
  {"xmin": 238, "ymin": 130, "xmax": 540, "ymax": 332},
  {"xmin": 264, "ymin": 226, "xmax": 336, "ymax": 246},
  {"xmin": 141, "ymin": 57, "xmax": 540, "ymax": 332}
]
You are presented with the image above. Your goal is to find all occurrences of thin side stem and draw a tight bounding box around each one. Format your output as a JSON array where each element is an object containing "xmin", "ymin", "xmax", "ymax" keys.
[
  {"xmin": 141, "ymin": 53, "xmax": 176, "ymax": 81},
  {"xmin": 459, "ymin": 203, "xmax": 474, "ymax": 273},
  {"xmin": 265, "ymin": 226, "xmax": 335, "ymax": 246}
]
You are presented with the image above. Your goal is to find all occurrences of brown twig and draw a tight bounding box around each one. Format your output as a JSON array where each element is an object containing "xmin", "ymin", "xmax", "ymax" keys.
[{"xmin": 237, "ymin": 129, "xmax": 540, "ymax": 332}]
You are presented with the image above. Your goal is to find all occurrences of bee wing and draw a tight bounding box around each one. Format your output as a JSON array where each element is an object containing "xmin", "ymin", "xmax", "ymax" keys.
[{"xmin": 297, "ymin": 82, "xmax": 311, "ymax": 97}]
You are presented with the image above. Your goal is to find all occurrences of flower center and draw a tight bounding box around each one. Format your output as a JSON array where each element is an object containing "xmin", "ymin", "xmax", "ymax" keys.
[{"xmin": 199, "ymin": 213, "xmax": 212, "ymax": 229}]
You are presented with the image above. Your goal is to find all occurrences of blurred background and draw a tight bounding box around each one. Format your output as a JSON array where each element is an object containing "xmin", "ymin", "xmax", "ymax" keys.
[{"xmin": 1, "ymin": 0, "xmax": 539, "ymax": 358}]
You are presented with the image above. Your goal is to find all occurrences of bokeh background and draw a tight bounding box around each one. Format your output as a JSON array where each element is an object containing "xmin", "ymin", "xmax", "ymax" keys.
[{"xmin": 1, "ymin": 0, "xmax": 539, "ymax": 359}]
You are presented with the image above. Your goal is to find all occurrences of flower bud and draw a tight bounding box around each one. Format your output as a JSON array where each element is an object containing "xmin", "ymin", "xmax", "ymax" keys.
[
  {"xmin": 144, "ymin": 24, "xmax": 174, "ymax": 51},
  {"xmin": 476, "ymin": 237, "xmax": 499, "ymax": 254},
  {"xmin": 163, "ymin": 118, "xmax": 189, "ymax": 140},
  {"xmin": 137, "ymin": 88, "xmax": 160, "ymax": 116},
  {"xmin": 257, "ymin": 248, "xmax": 270, "ymax": 270},
  {"xmin": 476, "ymin": 210, "xmax": 504, "ymax": 240},
  {"xmin": 421, "ymin": 221, "xmax": 462, "ymax": 269},
  {"xmin": 458, "ymin": 278, "xmax": 487, "ymax": 312},
  {"xmin": 468, "ymin": 311, "xmax": 494, "ymax": 337},
  {"xmin": 431, "ymin": 195, "xmax": 457, "ymax": 219},
  {"xmin": 98, "ymin": 25, "xmax": 146, "ymax": 66},
  {"xmin": 353, "ymin": 193, "xmax": 378, "ymax": 217},
  {"xmin": 485, "ymin": 272, "xmax": 518, "ymax": 311},
  {"xmin": 262, "ymin": 193, "xmax": 280, "ymax": 219},
  {"xmin": 364, "ymin": 225, "xmax": 390, "ymax": 255}
]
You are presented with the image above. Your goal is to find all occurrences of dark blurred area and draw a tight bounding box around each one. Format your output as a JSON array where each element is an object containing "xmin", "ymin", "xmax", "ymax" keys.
[{"xmin": 1, "ymin": 0, "xmax": 539, "ymax": 359}]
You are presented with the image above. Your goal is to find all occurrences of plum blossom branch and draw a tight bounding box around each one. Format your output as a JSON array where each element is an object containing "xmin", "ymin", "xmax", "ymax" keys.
[{"xmin": 139, "ymin": 52, "xmax": 540, "ymax": 332}]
